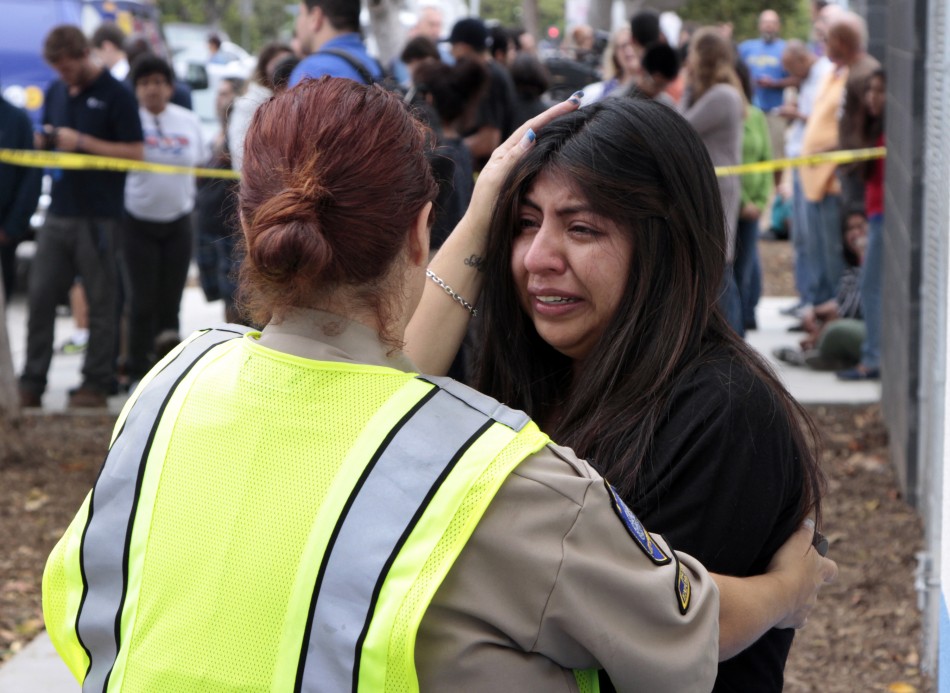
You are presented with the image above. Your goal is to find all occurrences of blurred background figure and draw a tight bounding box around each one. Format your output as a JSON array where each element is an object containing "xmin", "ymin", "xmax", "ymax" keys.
[
  {"xmin": 391, "ymin": 4, "xmax": 449, "ymax": 85},
  {"xmin": 774, "ymin": 210, "xmax": 868, "ymax": 372},
  {"xmin": 270, "ymin": 54, "xmax": 301, "ymax": 93},
  {"xmin": 207, "ymin": 33, "xmax": 229, "ymax": 64},
  {"xmin": 581, "ymin": 27, "xmax": 638, "ymax": 103},
  {"xmin": 413, "ymin": 58, "xmax": 487, "ymax": 252},
  {"xmin": 127, "ymin": 35, "xmax": 192, "ymax": 109},
  {"xmin": 839, "ymin": 68, "xmax": 885, "ymax": 382},
  {"xmin": 91, "ymin": 23, "xmax": 130, "ymax": 80},
  {"xmin": 639, "ymin": 43, "xmax": 681, "ymax": 106},
  {"xmin": 121, "ymin": 54, "xmax": 204, "ymax": 385},
  {"xmin": 0, "ymin": 92, "xmax": 41, "ymax": 303},
  {"xmin": 569, "ymin": 24, "xmax": 598, "ymax": 67},
  {"xmin": 517, "ymin": 29, "xmax": 538, "ymax": 56},
  {"xmin": 290, "ymin": 0, "xmax": 381, "ymax": 86},
  {"xmin": 195, "ymin": 76, "xmax": 244, "ymax": 324},
  {"xmin": 509, "ymin": 52, "xmax": 552, "ymax": 124},
  {"xmin": 400, "ymin": 36, "xmax": 442, "ymax": 129},
  {"xmin": 228, "ymin": 41, "xmax": 293, "ymax": 172},
  {"xmin": 630, "ymin": 9, "xmax": 663, "ymax": 60},
  {"xmin": 738, "ymin": 9, "xmax": 797, "ymax": 183},
  {"xmin": 490, "ymin": 25, "xmax": 518, "ymax": 67},
  {"xmin": 628, "ymin": 9, "xmax": 684, "ymax": 102},
  {"xmin": 776, "ymin": 39, "xmax": 833, "ymax": 314},
  {"xmin": 733, "ymin": 59, "xmax": 773, "ymax": 333},
  {"xmin": 448, "ymin": 17, "xmax": 517, "ymax": 170},
  {"xmin": 680, "ymin": 27, "xmax": 745, "ymax": 334}
]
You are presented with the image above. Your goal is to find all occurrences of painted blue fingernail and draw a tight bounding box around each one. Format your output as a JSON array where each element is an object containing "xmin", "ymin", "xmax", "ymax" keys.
[
  {"xmin": 568, "ymin": 90, "xmax": 584, "ymax": 104},
  {"xmin": 518, "ymin": 128, "xmax": 536, "ymax": 151}
]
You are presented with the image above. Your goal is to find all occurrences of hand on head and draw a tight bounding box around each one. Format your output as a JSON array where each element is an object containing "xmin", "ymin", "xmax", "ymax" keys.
[
  {"xmin": 768, "ymin": 519, "xmax": 838, "ymax": 629},
  {"xmin": 462, "ymin": 92, "xmax": 583, "ymax": 238}
]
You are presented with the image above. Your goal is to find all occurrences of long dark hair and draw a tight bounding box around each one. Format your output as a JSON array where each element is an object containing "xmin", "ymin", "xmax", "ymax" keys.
[
  {"xmin": 863, "ymin": 68, "xmax": 886, "ymax": 144},
  {"xmin": 475, "ymin": 97, "xmax": 823, "ymax": 524},
  {"xmin": 413, "ymin": 58, "xmax": 487, "ymax": 127}
]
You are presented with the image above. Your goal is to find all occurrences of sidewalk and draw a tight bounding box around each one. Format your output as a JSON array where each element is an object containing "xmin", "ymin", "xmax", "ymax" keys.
[
  {"xmin": 4, "ymin": 282, "xmax": 225, "ymax": 415},
  {"xmin": 748, "ymin": 297, "xmax": 881, "ymax": 405},
  {"xmin": 0, "ymin": 293, "xmax": 879, "ymax": 691}
]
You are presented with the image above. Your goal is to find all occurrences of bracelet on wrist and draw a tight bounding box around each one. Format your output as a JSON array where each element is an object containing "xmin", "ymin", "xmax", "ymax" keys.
[{"xmin": 426, "ymin": 269, "xmax": 478, "ymax": 318}]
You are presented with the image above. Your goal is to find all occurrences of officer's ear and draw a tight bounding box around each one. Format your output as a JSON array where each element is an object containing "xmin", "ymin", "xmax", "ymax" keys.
[{"xmin": 407, "ymin": 201, "xmax": 432, "ymax": 267}]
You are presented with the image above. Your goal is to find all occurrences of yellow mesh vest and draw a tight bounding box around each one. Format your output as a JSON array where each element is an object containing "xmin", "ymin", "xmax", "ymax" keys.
[{"xmin": 45, "ymin": 330, "xmax": 600, "ymax": 691}]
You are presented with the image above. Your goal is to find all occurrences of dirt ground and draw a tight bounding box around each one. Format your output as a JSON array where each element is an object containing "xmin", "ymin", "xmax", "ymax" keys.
[{"xmin": 0, "ymin": 240, "xmax": 934, "ymax": 691}]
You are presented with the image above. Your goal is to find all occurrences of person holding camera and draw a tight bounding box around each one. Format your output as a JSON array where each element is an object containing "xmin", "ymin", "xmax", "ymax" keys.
[{"xmin": 18, "ymin": 25, "xmax": 143, "ymax": 409}]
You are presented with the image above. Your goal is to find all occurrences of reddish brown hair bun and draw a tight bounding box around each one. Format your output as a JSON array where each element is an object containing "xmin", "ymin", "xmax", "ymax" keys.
[{"xmin": 239, "ymin": 77, "xmax": 437, "ymax": 325}]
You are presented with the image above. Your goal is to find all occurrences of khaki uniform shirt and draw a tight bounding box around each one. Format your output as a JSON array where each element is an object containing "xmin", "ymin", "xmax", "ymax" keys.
[{"xmin": 258, "ymin": 309, "xmax": 720, "ymax": 692}]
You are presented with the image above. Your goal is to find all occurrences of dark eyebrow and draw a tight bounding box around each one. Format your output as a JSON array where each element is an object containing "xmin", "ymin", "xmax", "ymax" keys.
[{"xmin": 521, "ymin": 196, "xmax": 597, "ymax": 218}]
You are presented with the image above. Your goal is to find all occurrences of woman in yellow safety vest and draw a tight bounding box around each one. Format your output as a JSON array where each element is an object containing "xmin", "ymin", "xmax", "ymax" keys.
[{"xmin": 44, "ymin": 77, "xmax": 835, "ymax": 692}]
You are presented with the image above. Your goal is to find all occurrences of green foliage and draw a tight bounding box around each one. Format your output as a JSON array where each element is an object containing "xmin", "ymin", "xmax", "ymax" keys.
[
  {"xmin": 679, "ymin": 0, "xmax": 812, "ymax": 43},
  {"xmin": 159, "ymin": 0, "xmax": 293, "ymax": 53},
  {"xmin": 480, "ymin": 0, "xmax": 564, "ymax": 35}
]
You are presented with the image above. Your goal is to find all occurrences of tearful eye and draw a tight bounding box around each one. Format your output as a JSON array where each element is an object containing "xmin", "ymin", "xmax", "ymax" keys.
[{"xmin": 570, "ymin": 225, "xmax": 601, "ymax": 237}]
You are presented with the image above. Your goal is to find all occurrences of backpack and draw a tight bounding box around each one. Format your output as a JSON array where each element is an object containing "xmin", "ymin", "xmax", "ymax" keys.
[{"xmin": 318, "ymin": 48, "xmax": 406, "ymax": 96}]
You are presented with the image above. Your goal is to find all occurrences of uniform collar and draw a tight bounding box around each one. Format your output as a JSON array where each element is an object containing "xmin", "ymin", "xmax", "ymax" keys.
[{"xmin": 256, "ymin": 308, "xmax": 417, "ymax": 373}]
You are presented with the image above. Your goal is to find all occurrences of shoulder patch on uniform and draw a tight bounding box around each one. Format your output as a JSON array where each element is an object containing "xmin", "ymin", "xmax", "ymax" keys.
[
  {"xmin": 603, "ymin": 479, "xmax": 671, "ymax": 566},
  {"xmin": 674, "ymin": 553, "xmax": 691, "ymax": 615}
]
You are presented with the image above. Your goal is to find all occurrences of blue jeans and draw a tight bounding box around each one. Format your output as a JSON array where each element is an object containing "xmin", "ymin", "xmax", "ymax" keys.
[
  {"xmin": 804, "ymin": 194, "xmax": 842, "ymax": 305},
  {"xmin": 860, "ymin": 214, "xmax": 883, "ymax": 369},
  {"xmin": 720, "ymin": 265, "xmax": 744, "ymax": 337},
  {"xmin": 791, "ymin": 172, "xmax": 814, "ymax": 305},
  {"xmin": 734, "ymin": 217, "xmax": 762, "ymax": 328}
]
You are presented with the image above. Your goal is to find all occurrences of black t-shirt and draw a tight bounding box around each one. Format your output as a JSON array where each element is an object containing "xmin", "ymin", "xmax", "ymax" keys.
[
  {"xmin": 463, "ymin": 60, "xmax": 517, "ymax": 168},
  {"xmin": 512, "ymin": 95, "xmax": 548, "ymax": 132},
  {"xmin": 427, "ymin": 136, "xmax": 473, "ymax": 251},
  {"xmin": 43, "ymin": 69, "xmax": 143, "ymax": 219},
  {"xmin": 602, "ymin": 346, "xmax": 804, "ymax": 692}
]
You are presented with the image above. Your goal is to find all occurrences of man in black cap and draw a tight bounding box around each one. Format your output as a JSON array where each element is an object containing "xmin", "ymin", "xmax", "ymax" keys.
[{"xmin": 448, "ymin": 17, "xmax": 517, "ymax": 170}]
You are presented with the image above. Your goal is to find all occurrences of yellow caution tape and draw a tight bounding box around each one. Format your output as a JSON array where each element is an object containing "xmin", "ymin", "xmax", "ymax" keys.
[
  {"xmin": 715, "ymin": 146, "xmax": 886, "ymax": 177},
  {"xmin": 0, "ymin": 146, "xmax": 886, "ymax": 181},
  {"xmin": 0, "ymin": 148, "xmax": 241, "ymax": 179}
]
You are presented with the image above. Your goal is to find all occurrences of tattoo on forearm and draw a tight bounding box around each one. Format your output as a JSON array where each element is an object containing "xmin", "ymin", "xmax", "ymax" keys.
[{"xmin": 464, "ymin": 254, "xmax": 484, "ymax": 271}]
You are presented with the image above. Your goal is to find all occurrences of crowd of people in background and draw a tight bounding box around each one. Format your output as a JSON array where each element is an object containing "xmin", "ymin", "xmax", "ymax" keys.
[{"xmin": 2, "ymin": 0, "xmax": 887, "ymax": 411}]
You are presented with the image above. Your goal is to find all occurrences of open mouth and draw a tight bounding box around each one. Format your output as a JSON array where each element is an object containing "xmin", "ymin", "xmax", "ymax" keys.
[{"xmin": 536, "ymin": 296, "xmax": 579, "ymax": 304}]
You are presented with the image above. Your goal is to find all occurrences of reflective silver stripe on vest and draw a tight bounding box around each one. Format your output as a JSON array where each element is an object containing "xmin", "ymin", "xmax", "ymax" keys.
[
  {"xmin": 419, "ymin": 375, "xmax": 531, "ymax": 432},
  {"xmin": 299, "ymin": 385, "xmax": 500, "ymax": 692},
  {"xmin": 76, "ymin": 326, "xmax": 248, "ymax": 693}
]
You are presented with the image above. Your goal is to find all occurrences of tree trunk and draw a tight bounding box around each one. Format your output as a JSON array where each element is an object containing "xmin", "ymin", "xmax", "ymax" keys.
[
  {"xmin": 0, "ymin": 270, "xmax": 21, "ymax": 422},
  {"xmin": 587, "ymin": 0, "xmax": 614, "ymax": 31},
  {"xmin": 366, "ymin": 0, "xmax": 405, "ymax": 69},
  {"xmin": 592, "ymin": 0, "xmax": 686, "ymax": 31},
  {"xmin": 522, "ymin": 0, "xmax": 540, "ymax": 39}
]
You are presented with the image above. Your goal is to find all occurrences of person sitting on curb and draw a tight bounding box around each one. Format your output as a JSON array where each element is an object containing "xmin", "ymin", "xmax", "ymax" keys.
[{"xmin": 774, "ymin": 210, "xmax": 867, "ymax": 371}]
